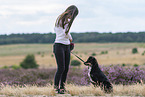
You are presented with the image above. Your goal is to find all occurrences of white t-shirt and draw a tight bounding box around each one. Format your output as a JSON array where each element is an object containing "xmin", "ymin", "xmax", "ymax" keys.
[{"xmin": 54, "ymin": 17, "xmax": 72, "ymax": 45}]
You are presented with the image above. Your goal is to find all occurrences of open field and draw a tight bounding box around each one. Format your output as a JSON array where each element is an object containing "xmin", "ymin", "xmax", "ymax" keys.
[
  {"xmin": 0, "ymin": 84, "xmax": 145, "ymax": 96},
  {"xmin": 0, "ymin": 43, "xmax": 145, "ymax": 96},
  {"xmin": 0, "ymin": 43, "xmax": 145, "ymax": 68}
]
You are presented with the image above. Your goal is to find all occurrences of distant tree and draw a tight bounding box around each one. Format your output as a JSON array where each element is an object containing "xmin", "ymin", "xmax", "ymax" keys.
[
  {"xmin": 132, "ymin": 48, "xmax": 138, "ymax": 54},
  {"xmin": 1, "ymin": 32, "xmax": 145, "ymax": 45},
  {"xmin": 20, "ymin": 54, "xmax": 39, "ymax": 69}
]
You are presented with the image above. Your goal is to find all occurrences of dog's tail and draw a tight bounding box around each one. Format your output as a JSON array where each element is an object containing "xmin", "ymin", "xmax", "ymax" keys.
[{"xmin": 101, "ymin": 81, "xmax": 113, "ymax": 93}]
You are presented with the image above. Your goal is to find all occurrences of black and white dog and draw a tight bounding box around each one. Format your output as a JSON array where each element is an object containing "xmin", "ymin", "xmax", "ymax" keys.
[{"xmin": 84, "ymin": 56, "xmax": 113, "ymax": 93}]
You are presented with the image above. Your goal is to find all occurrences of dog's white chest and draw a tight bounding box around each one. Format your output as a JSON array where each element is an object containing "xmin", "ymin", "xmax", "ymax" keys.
[
  {"xmin": 88, "ymin": 66, "xmax": 91, "ymax": 76},
  {"xmin": 88, "ymin": 67, "xmax": 95, "ymax": 83}
]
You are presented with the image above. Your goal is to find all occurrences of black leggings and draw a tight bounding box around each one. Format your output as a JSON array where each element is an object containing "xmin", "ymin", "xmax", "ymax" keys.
[{"xmin": 53, "ymin": 43, "xmax": 70, "ymax": 89}]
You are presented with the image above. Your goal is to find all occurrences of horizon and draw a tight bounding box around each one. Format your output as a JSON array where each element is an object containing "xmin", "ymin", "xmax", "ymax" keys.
[{"xmin": 0, "ymin": 31, "xmax": 145, "ymax": 35}]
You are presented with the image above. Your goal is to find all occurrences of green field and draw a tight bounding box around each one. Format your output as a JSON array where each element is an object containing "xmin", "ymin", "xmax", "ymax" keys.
[{"xmin": 0, "ymin": 43, "xmax": 145, "ymax": 68}]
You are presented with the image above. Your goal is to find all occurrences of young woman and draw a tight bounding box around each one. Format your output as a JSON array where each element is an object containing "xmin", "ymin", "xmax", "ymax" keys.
[{"xmin": 53, "ymin": 5, "xmax": 79, "ymax": 94}]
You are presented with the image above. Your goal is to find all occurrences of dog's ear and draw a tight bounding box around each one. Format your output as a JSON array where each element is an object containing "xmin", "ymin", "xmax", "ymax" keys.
[
  {"xmin": 85, "ymin": 56, "xmax": 98, "ymax": 63},
  {"xmin": 90, "ymin": 56, "xmax": 99, "ymax": 65},
  {"xmin": 90, "ymin": 56, "xmax": 96, "ymax": 61},
  {"xmin": 85, "ymin": 56, "xmax": 93, "ymax": 63}
]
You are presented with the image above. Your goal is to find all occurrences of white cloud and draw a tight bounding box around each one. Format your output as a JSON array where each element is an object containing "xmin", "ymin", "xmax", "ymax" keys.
[
  {"xmin": 0, "ymin": 0, "xmax": 145, "ymax": 34},
  {"xmin": 0, "ymin": 4, "xmax": 64, "ymax": 15}
]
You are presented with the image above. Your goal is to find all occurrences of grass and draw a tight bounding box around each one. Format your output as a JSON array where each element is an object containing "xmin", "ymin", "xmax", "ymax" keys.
[
  {"xmin": 0, "ymin": 44, "xmax": 52, "ymax": 56},
  {"xmin": 0, "ymin": 84, "xmax": 55, "ymax": 96},
  {"xmin": 0, "ymin": 43, "xmax": 145, "ymax": 96},
  {"xmin": 0, "ymin": 43, "xmax": 144, "ymax": 68},
  {"xmin": 0, "ymin": 84, "xmax": 145, "ymax": 96},
  {"xmin": 0, "ymin": 43, "xmax": 145, "ymax": 68}
]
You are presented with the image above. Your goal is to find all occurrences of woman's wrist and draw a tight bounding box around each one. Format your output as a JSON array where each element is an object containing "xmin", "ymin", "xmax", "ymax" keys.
[{"xmin": 69, "ymin": 39, "xmax": 72, "ymax": 42}]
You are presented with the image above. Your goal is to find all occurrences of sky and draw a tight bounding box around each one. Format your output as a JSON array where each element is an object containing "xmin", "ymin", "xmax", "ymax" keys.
[{"xmin": 0, "ymin": 0, "xmax": 145, "ymax": 34}]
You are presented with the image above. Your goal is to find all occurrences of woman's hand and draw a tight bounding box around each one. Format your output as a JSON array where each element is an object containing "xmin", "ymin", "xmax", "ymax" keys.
[
  {"xmin": 70, "ymin": 42, "xmax": 74, "ymax": 51},
  {"xmin": 69, "ymin": 39, "xmax": 72, "ymax": 42}
]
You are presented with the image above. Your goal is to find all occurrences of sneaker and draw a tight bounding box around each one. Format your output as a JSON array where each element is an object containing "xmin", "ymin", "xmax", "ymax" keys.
[
  {"xmin": 54, "ymin": 86, "xmax": 59, "ymax": 94},
  {"xmin": 58, "ymin": 89, "xmax": 65, "ymax": 94},
  {"xmin": 60, "ymin": 86, "xmax": 66, "ymax": 92},
  {"xmin": 54, "ymin": 88, "xmax": 60, "ymax": 94}
]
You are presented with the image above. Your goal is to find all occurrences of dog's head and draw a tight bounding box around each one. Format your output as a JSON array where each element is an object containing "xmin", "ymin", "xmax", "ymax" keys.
[{"xmin": 84, "ymin": 56, "xmax": 98, "ymax": 67}]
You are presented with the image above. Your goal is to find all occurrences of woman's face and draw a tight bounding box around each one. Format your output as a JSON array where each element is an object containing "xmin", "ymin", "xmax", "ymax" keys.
[
  {"xmin": 67, "ymin": 14, "xmax": 72, "ymax": 19},
  {"xmin": 66, "ymin": 10, "xmax": 73, "ymax": 19}
]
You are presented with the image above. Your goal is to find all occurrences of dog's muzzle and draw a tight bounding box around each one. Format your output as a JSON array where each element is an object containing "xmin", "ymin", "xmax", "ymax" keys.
[{"xmin": 84, "ymin": 62, "xmax": 92, "ymax": 66}]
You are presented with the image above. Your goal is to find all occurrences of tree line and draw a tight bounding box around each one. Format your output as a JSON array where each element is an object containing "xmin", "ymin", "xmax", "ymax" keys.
[{"xmin": 0, "ymin": 32, "xmax": 145, "ymax": 44}]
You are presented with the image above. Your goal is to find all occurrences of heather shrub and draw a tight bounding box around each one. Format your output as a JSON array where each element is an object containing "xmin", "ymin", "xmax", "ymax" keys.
[
  {"xmin": 18, "ymin": 72, "xmax": 38, "ymax": 83},
  {"xmin": 83, "ymin": 65, "xmax": 145, "ymax": 85},
  {"xmin": 20, "ymin": 54, "xmax": 39, "ymax": 69},
  {"xmin": 0, "ymin": 66, "xmax": 145, "ymax": 86},
  {"xmin": 67, "ymin": 67, "xmax": 90, "ymax": 85},
  {"xmin": 0, "ymin": 68, "xmax": 56, "ymax": 86},
  {"xmin": 107, "ymin": 65, "xmax": 145, "ymax": 84}
]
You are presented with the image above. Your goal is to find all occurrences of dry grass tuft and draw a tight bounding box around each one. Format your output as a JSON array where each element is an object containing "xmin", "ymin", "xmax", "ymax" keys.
[
  {"xmin": 113, "ymin": 84, "xmax": 145, "ymax": 96},
  {"xmin": 66, "ymin": 84, "xmax": 105, "ymax": 96},
  {"xmin": 0, "ymin": 85, "xmax": 16, "ymax": 96},
  {"xmin": 141, "ymin": 85, "xmax": 145, "ymax": 96},
  {"xmin": 0, "ymin": 84, "xmax": 56, "ymax": 96},
  {"xmin": 0, "ymin": 83, "xmax": 145, "ymax": 96},
  {"xmin": 22, "ymin": 85, "xmax": 55, "ymax": 96}
]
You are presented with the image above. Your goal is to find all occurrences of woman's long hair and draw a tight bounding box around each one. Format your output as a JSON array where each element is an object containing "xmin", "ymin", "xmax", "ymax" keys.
[{"xmin": 55, "ymin": 5, "xmax": 79, "ymax": 34}]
